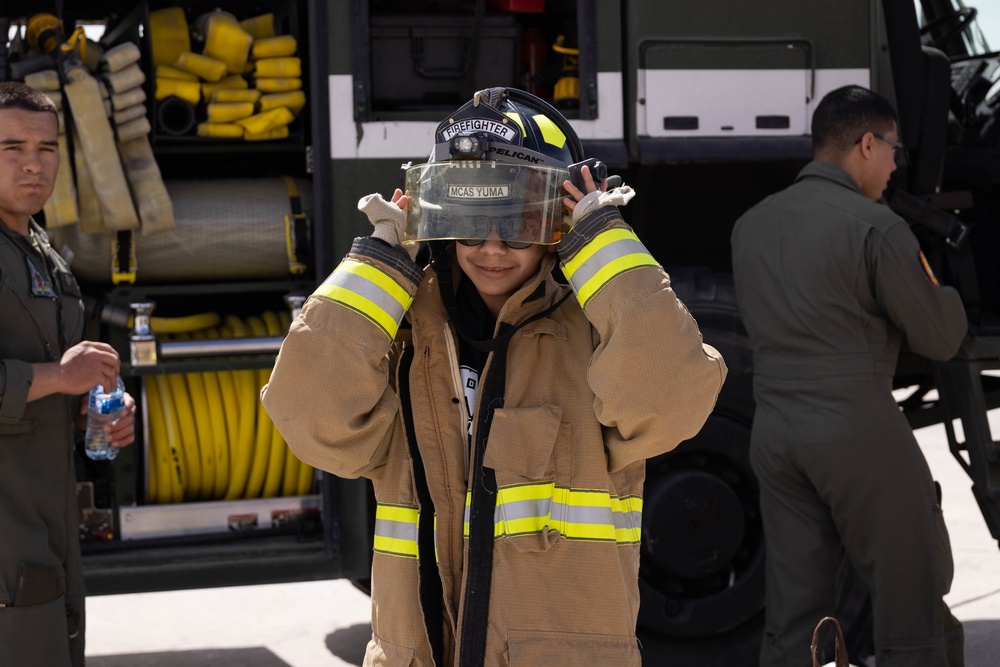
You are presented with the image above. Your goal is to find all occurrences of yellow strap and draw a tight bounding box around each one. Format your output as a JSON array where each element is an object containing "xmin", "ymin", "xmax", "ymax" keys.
[
  {"xmin": 111, "ymin": 231, "xmax": 137, "ymax": 284},
  {"xmin": 283, "ymin": 176, "xmax": 307, "ymax": 275}
]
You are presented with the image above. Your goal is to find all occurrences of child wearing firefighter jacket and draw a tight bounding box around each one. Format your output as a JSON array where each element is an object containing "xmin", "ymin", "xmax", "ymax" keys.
[{"xmin": 262, "ymin": 88, "xmax": 726, "ymax": 667}]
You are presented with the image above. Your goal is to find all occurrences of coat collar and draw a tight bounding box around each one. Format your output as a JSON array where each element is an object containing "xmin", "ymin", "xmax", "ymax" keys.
[
  {"xmin": 795, "ymin": 160, "xmax": 864, "ymax": 195},
  {"xmin": 408, "ymin": 247, "xmax": 563, "ymax": 336},
  {"xmin": 0, "ymin": 216, "xmax": 50, "ymax": 258},
  {"xmin": 0, "ymin": 215, "xmax": 43, "ymax": 240}
]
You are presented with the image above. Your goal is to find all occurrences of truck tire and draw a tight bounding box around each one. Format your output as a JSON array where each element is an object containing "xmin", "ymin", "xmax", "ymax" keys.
[
  {"xmin": 637, "ymin": 267, "xmax": 764, "ymax": 665},
  {"xmin": 637, "ymin": 267, "xmax": 874, "ymax": 666}
]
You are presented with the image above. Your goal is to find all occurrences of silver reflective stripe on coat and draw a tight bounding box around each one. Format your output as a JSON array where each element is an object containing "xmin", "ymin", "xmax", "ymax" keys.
[
  {"xmin": 463, "ymin": 481, "xmax": 643, "ymax": 544},
  {"xmin": 312, "ymin": 258, "xmax": 413, "ymax": 339},
  {"xmin": 373, "ymin": 503, "xmax": 419, "ymax": 558},
  {"xmin": 561, "ymin": 227, "xmax": 659, "ymax": 308}
]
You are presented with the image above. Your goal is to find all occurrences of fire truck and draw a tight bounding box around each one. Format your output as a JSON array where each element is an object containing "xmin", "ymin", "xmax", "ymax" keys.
[{"xmin": 6, "ymin": 0, "xmax": 1000, "ymax": 663}]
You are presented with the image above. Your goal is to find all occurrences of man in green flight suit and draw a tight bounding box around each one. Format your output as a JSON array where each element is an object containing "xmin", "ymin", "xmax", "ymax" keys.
[
  {"xmin": 731, "ymin": 85, "xmax": 967, "ymax": 666},
  {"xmin": 0, "ymin": 82, "xmax": 136, "ymax": 666}
]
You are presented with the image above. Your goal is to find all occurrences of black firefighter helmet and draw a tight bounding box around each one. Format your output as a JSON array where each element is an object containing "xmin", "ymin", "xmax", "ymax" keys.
[{"xmin": 403, "ymin": 87, "xmax": 585, "ymax": 248}]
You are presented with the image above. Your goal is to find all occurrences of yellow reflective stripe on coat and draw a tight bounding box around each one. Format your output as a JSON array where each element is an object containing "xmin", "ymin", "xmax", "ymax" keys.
[
  {"xmin": 312, "ymin": 259, "xmax": 413, "ymax": 339},
  {"xmin": 561, "ymin": 228, "xmax": 659, "ymax": 307},
  {"xmin": 434, "ymin": 514, "xmax": 439, "ymax": 564},
  {"xmin": 463, "ymin": 482, "xmax": 642, "ymax": 544},
  {"xmin": 373, "ymin": 503, "xmax": 419, "ymax": 559}
]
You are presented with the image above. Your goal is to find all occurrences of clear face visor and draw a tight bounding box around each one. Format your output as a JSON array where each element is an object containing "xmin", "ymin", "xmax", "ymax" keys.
[{"xmin": 402, "ymin": 161, "xmax": 572, "ymax": 246}]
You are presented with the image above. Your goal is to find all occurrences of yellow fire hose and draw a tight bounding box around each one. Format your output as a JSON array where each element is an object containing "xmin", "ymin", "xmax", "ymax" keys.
[{"xmin": 144, "ymin": 311, "xmax": 313, "ymax": 504}]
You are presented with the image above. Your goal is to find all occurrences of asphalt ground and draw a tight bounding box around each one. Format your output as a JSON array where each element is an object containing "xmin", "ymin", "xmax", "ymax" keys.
[{"xmin": 85, "ymin": 411, "xmax": 1000, "ymax": 666}]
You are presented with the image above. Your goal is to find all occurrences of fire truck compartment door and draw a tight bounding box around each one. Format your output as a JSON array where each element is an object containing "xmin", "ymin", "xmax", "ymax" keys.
[{"xmin": 638, "ymin": 40, "xmax": 814, "ymax": 138}]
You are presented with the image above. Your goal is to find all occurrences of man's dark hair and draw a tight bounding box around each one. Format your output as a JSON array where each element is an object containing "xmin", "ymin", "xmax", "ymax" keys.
[
  {"xmin": 812, "ymin": 85, "xmax": 898, "ymax": 156},
  {"xmin": 0, "ymin": 81, "xmax": 58, "ymax": 116}
]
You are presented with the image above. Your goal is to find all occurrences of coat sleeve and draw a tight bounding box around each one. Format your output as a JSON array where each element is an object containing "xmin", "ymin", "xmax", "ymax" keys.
[
  {"xmin": 873, "ymin": 221, "xmax": 967, "ymax": 360},
  {"xmin": 261, "ymin": 238, "xmax": 424, "ymax": 479},
  {"xmin": 558, "ymin": 207, "xmax": 728, "ymax": 472}
]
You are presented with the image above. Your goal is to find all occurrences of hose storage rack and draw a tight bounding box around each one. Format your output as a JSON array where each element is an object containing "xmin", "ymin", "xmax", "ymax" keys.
[{"xmin": 91, "ymin": 280, "xmax": 318, "ymax": 543}]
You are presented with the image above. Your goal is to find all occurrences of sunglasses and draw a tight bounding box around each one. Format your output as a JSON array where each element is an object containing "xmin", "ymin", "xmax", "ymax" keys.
[
  {"xmin": 456, "ymin": 238, "xmax": 533, "ymax": 250},
  {"xmin": 855, "ymin": 132, "xmax": 906, "ymax": 158},
  {"xmin": 454, "ymin": 216, "xmax": 535, "ymax": 250}
]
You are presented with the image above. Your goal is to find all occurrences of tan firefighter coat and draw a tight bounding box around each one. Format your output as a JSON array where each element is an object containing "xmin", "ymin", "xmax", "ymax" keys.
[{"xmin": 263, "ymin": 207, "xmax": 727, "ymax": 667}]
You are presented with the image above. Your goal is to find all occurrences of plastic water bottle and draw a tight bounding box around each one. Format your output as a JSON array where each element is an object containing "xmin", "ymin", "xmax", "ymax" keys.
[{"xmin": 85, "ymin": 376, "xmax": 125, "ymax": 461}]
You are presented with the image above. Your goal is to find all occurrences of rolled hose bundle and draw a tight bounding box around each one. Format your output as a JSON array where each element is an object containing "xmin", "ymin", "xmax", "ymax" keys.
[
  {"xmin": 144, "ymin": 311, "xmax": 316, "ymax": 504},
  {"xmin": 48, "ymin": 177, "xmax": 312, "ymax": 283}
]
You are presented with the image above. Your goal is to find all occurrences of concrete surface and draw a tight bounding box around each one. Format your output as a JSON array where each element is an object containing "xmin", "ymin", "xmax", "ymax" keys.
[
  {"xmin": 85, "ymin": 578, "xmax": 371, "ymax": 666},
  {"xmin": 85, "ymin": 411, "xmax": 1000, "ymax": 666},
  {"xmin": 926, "ymin": 409, "xmax": 1000, "ymax": 666}
]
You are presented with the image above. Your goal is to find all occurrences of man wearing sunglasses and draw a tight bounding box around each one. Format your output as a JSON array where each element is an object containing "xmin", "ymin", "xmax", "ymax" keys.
[
  {"xmin": 732, "ymin": 85, "xmax": 967, "ymax": 666},
  {"xmin": 264, "ymin": 87, "xmax": 727, "ymax": 667}
]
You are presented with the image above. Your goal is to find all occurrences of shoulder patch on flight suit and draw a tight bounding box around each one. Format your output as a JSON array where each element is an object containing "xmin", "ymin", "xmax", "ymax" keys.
[
  {"xmin": 919, "ymin": 251, "xmax": 940, "ymax": 286},
  {"xmin": 25, "ymin": 256, "xmax": 57, "ymax": 297}
]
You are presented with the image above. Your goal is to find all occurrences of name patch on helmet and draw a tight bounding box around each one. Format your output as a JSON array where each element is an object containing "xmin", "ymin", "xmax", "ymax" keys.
[
  {"xmin": 489, "ymin": 146, "xmax": 541, "ymax": 164},
  {"xmin": 447, "ymin": 185, "xmax": 511, "ymax": 199},
  {"xmin": 441, "ymin": 118, "xmax": 517, "ymax": 143}
]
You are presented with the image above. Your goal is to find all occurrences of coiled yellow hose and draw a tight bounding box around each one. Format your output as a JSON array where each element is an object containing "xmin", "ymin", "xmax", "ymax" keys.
[
  {"xmin": 144, "ymin": 311, "xmax": 315, "ymax": 504},
  {"xmin": 127, "ymin": 312, "xmax": 221, "ymax": 334}
]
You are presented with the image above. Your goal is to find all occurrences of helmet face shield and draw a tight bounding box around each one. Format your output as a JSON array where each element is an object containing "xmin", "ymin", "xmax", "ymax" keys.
[
  {"xmin": 403, "ymin": 161, "xmax": 572, "ymax": 246},
  {"xmin": 404, "ymin": 87, "xmax": 586, "ymax": 249}
]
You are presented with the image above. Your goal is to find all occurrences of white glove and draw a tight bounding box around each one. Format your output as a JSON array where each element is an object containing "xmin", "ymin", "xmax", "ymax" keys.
[
  {"xmin": 571, "ymin": 184, "xmax": 636, "ymax": 224},
  {"xmin": 358, "ymin": 192, "xmax": 418, "ymax": 261}
]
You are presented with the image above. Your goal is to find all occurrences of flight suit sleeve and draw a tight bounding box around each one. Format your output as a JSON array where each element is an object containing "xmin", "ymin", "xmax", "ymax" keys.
[
  {"xmin": 0, "ymin": 359, "xmax": 32, "ymax": 424},
  {"xmin": 873, "ymin": 221, "xmax": 967, "ymax": 360},
  {"xmin": 261, "ymin": 237, "xmax": 424, "ymax": 479},
  {"xmin": 558, "ymin": 208, "xmax": 728, "ymax": 472},
  {"xmin": 0, "ymin": 259, "xmax": 35, "ymax": 424}
]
